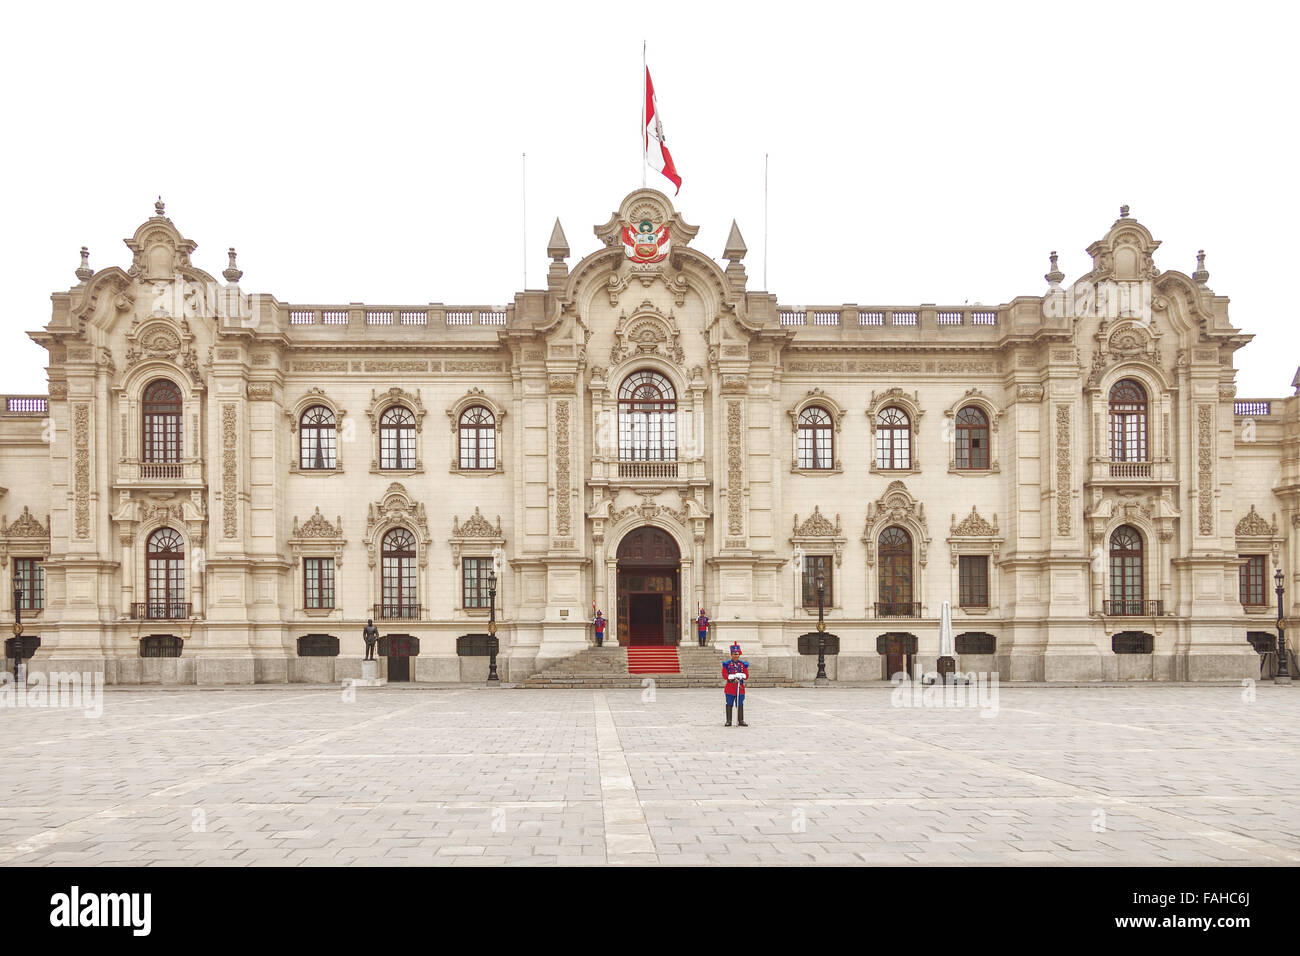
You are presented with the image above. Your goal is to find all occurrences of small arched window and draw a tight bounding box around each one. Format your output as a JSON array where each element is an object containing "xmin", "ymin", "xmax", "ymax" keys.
[
  {"xmin": 146, "ymin": 527, "xmax": 185, "ymax": 619},
  {"xmin": 1109, "ymin": 525, "xmax": 1144, "ymax": 614},
  {"xmin": 1109, "ymin": 379, "xmax": 1148, "ymax": 462},
  {"xmin": 618, "ymin": 371, "xmax": 677, "ymax": 461},
  {"xmin": 379, "ymin": 406, "xmax": 416, "ymax": 470},
  {"xmin": 955, "ymin": 406, "xmax": 989, "ymax": 470},
  {"xmin": 380, "ymin": 527, "xmax": 418, "ymax": 618},
  {"xmin": 459, "ymin": 406, "xmax": 496, "ymax": 470},
  {"xmin": 142, "ymin": 379, "xmax": 183, "ymax": 463},
  {"xmin": 796, "ymin": 406, "xmax": 834, "ymax": 469},
  {"xmin": 299, "ymin": 406, "xmax": 336, "ymax": 470},
  {"xmin": 876, "ymin": 407, "xmax": 911, "ymax": 469}
]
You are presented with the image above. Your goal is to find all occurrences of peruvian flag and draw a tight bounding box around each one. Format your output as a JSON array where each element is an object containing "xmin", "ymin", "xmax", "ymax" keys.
[{"xmin": 644, "ymin": 66, "xmax": 681, "ymax": 194}]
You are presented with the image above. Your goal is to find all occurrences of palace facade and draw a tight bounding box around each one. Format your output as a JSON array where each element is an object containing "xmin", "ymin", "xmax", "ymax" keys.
[{"xmin": 2, "ymin": 189, "xmax": 1296, "ymax": 683}]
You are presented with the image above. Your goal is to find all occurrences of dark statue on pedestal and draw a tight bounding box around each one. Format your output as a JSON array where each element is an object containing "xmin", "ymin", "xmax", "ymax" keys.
[{"xmin": 363, "ymin": 619, "xmax": 379, "ymax": 661}]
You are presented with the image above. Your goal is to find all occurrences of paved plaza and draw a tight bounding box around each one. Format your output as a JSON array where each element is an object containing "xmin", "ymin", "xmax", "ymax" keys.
[{"xmin": 1, "ymin": 682, "xmax": 1298, "ymax": 866}]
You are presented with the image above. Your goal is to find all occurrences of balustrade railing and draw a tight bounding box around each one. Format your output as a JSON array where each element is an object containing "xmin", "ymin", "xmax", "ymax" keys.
[
  {"xmin": 617, "ymin": 460, "xmax": 680, "ymax": 479},
  {"xmin": 1108, "ymin": 460, "xmax": 1152, "ymax": 479},
  {"xmin": 140, "ymin": 462, "xmax": 184, "ymax": 480}
]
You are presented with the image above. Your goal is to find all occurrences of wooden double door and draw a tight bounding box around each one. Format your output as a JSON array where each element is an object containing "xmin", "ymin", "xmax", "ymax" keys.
[{"xmin": 618, "ymin": 570, "xmax": 680, "ymax": 646}]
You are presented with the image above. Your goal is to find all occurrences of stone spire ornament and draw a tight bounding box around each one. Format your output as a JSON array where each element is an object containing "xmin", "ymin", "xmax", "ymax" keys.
[
  {"xmin": 223, "ymin": 247, "xmax": 243, "ymax": 283},
  {"xmin": 1044, "ymin": 250, "xmax": 1064, "ymax": 287},
  {"xmin": 154, "ymin": 196, "xmax": 166, "ymax": 217},
  {"xmin": 722, "ymin": 220, "xmax": 747, "ymax": 288},
  {"xmin": 1192, "ymin": 249, "xmax": 1210, "ymax": 285},
  {"xmin": 75, "ymin": 246, "xmax": 93, "ymax": 282},
  {"xmin": 546, "ymin": 218, "xmax": 569, "ymax": 291}
]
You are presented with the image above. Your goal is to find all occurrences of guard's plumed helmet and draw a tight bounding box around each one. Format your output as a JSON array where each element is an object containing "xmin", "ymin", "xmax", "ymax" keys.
[{"xmin": 730, "ymin": 643, "xmax": 742, "ymax": 655}]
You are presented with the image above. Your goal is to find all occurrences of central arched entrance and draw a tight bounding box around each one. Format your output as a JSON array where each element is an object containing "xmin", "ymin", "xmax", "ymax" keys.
[{"xmin": 617, "ymin": 526, "xmax": 681, "ymax": 646}]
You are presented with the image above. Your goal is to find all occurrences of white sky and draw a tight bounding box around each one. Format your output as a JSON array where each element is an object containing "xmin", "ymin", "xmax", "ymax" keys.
[{"xmin": 2, "ymin": 0, "xmax": 1296, "ymax": 397}]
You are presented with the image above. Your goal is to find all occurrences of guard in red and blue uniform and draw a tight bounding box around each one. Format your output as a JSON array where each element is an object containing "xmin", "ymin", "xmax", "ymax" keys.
[
  {"xmin": 696, "ymin": 609, "xmax": 710, "ymax": 647},
  {"xmin": 723, "ymin": 642, "xmax": 749, "ymax": 727},
  {"xmin": 593, "ymin": 610, "xmax": 606, "ymax": 647}
]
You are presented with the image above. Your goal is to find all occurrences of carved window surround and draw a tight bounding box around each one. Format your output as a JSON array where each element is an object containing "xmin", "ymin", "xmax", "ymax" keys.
[
  {"xmin": 787, "ymin": 388, "xmax": 846, "ymax": 474},
  {"xmin": 112, "ymin": 363, "xmax": 205, "ymax": 482},
  {"xmin": 790, "ymin": 506, "xmax": 846, "ymax": 612},
  {"xmin": 946, "ymin": 507, "xmax": 1004, "ymax": 614},
  {"xmin": 364, "ymin": 482, "xmax": 431, "ymax": 620},
  {"xmin": 288, "ymin": 508, "xmax": 346, "ymax": 619},
  {"xmin": 287, "ymin": 388, "xmax": 348, "ymax": 475},
  {"xmin": 365, "ymin": 387, "xmax": 427, "ymax": 474},
  {"xmin": 447, "ymin": 508, "xmax": 506, "ymax": 619},
  {"xmin": 867, "ymin": 388, "xmax": 924, "ymax": 474},
  {"xmin": 944, "ymin": 388, "xmax": 1001, "ymax": 474},
  {"xmin": 446, "ymin": 388, "xmax": 508, "ymax": 476},
  {"xmin": 1234, "ymin": 505, "xmax": 1283, "ymax": 569},
  {"xmin": 0, "ymin": 509, "xmax": 51, "ymax": 589}
]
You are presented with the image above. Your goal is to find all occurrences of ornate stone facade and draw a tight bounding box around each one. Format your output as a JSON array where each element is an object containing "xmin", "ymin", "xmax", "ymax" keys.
[{"xmin": 1, "ymin": 192, "xmax": 1294, "ymax": 684}]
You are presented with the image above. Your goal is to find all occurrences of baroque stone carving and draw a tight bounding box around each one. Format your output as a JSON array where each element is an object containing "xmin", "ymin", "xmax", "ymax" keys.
[
  {"xmin": 246, "ymin": 382, "xmax": 273, "ymax": 401},
  {"xmin": 727, "ymin": 400, "xmax": 744, "ymax": 536},
  {"xmin": 555, "ymin": 400, "xmax": 571, "ymax": 535},
  {"xmin": 293, "ymin": 508, "xmax": 343, "ymax": 538},
  {"xmin": 365, "ymin": 482, "xmax": 429, "ymax": 569},
  {"xmin": 2, "ymin": 507, "xmax": 49, "ymax": 538},
  {"xmin": 864, "ymin": 481, "xmax": 930, "ymax": 568},
  {"xmin": 1235, "ymin": 505, "xmax": 1277, "ymax": 537},
  {"xmin": 793, "ymin": 507, "xmax": 842, "ymax": 538},
  {"xmin": 292, "ymin": 360, "xmax": 349, "ymax": 372},
  {"xmin": 1056, "ymin": 405, "xmax": 1071, "ymax": 536},
  {"xmin": 1197, "ymin": 405, "xmax": 1213, "ymax": 535},
  {"xmin": 452, "ymin": 507, "xmax": 503, "ymax": 538},
  {"xmin": 951, "ymin": 507, "xmax": 998, "ymax": 537},
  {"xmin": 608, "ymin": 300, "xmax": 686, "ymax": 369},
  {"xmin": 74, "ymin": 404, "xmax": 90, "ymax": 538},
  {"xmin": 222, "ymin": 404, "xmax": 238, "ymax": 538}
]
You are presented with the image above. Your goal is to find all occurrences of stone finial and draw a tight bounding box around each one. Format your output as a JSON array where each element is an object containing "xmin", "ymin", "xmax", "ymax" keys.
[
  {"xmin": 723, "ymin": 220, "xmax": 747, "ymax": 261},
  {"xmin": 1119, "ymin": 204, "xmax": 1129, "ymax": 218},
  {"xmin": 1044, "ymin": 250, "xmax": 1064, "ymax": 287},
  {"xmin": 546, "ymin": 218, "xmax": 569, "ymax": 260},
  {"xmin": 75, "ymin": 246, "xmax": 93, "ymax": 282},
  {"xmin": 155, "ymin": 196, "xmax": 166, "ymax": 217},
  {"xmin": 223, "ymin": 247, "xmax": 243, "ymax": 283},
  {"xmin": 1292, "ymin": 366, "xmax": 1300, "ymax": 396},
  {"xmin": 1192, "ymin": 249, "xmax": 1209, "ymax": 285}
]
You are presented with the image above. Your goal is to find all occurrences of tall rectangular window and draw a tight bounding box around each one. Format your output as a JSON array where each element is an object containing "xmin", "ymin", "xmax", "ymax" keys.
[
  {"xmin": 463, "ymin": 557, "xmax": 493, "ymax": 609},
  {"xmin": 1239, "ymin": 555, "xmax": 1267, "ymax": 607},
  {"xmin": 304, "ymin": 558, "xmax": 335, "ymax": 609},
  {"xmin": 959, "ymin": 555, "xmax": 989, "ymax": 608},
  {"xmin": 14, "ymin": 558, "xmax": 43, "ymax": 610},
  {"xmin": 801, "ymin": 555, "xmax": 833, "ymax": 607}
]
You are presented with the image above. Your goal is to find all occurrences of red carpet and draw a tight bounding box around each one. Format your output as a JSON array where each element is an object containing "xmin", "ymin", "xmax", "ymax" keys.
[{"xmin": 626, "ymin": 646, "xmax": 681, "ymax": 674}]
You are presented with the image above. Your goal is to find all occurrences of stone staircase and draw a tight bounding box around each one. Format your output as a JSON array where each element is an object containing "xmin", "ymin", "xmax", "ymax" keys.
[{"xmin": 520, "ymin": 644, "xmax": 804, "ymax": 688}]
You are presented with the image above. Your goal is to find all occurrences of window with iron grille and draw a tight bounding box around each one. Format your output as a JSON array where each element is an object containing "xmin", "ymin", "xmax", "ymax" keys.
[
  {"xmin": 1109, "ymin": 379, "xmax": 1148, "ymax": 462},
  {"xmin": 958, "ymin": 555, "xmax": 989, "ymax": 607},
  {"xmin": 297, "ymin": 633, "xmax": 339, "ymax": 657},
  {"xmin": 1112, "ymin": 631, "xmax": 1154, "ymax": 654},
  {"xmin": 796, "ymin": 406, "xmax": 833, "ymax": 469},
  {"xmin": 146, "ymin": 528, "xmax": 185, "ymax": 617},
  {"xmin": 458, "ymin": 406, "xmax": 496, "ymax": 469},
  {"xmin": 617, "ymin": 371, "xmax": 677, "ymax": 461},
  {"xmin": 955, "ymin": 406, "xmax": 989, "ymax": 469},
  {"xmin": 955, "ymin": 632, "xmax": 996, "ymax": 655},
  {"xmin": 1239, "ymin": 554, "xmax": 1267, "ymax": 606},
  {"xmin": 140, "ymin": 635, "xmax": 183, "ymax": 658},
  {"xmin": 877, "ymin": 526, "xmax": 913, "ymax": 609},
  {"xmin": 300, "ymin": 406, "xmax": 337, "ymax": 469},
  {"xmin": 462, "ymin": 557, "xmax": 494, "ymax": 609},
  {"xmin": 379, "ymin": 406, "xmax": 416, "ymax": 469},
  {"xmin": 1109, "ymin": 525, "xmax": 1144, "ymax": 610},
  {"xmin": 381, "ymin": 527, "xmax": 417, "ymax": 614},
  {"xmin": 304, "ymin": 557, "xmax": 335, "ymax": 609},
  {"xmin": 801, "ymin": 554, "xmax": 833, "ymax": 607},
  {"xmin": 142, "ymin": 379, "xmax": 183, "ymax": 463},
  {"xmin": 14, "ymin": 558, "xmax": 43, "ymax": 610},
  {"xmin": 875, "ymin": 407, "xmax": 911, "ymax": 469}
]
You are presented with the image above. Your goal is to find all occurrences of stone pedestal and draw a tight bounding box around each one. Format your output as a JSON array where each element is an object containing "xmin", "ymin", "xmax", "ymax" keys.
[{"xmin": 351, "ymin": 659, "xmax": 387, "ymax": 688}]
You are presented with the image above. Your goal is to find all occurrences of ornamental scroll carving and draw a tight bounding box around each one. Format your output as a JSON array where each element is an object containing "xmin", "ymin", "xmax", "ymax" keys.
[
  {"xmin": 791, "ymin": 506, "xmax": 846, "ymax": 567},
  {"xmin": 727, "ymin": 400, "xmax": 744, "ymax": 536},
  {"xmin": 951, "ymin": 507, "xmax": 998, "ymax": 537},
  {"xmin": 1197, "ymin": 405, "xmax": 1213, "ymax": 535},
  {"xmin": 864, "ymin": 481, "xmax": 930, "ymax": 568},
  {"xmin": 222, "ymin": 404, "xmax": 238, "ymax": 537},
  {"xmin": 452, "ymin": 508, "xmax": 503, "ymax": 538},
  {"xmin": 1235, "ymin": 506, "xmax": 1277, "ymax": 537},
  {"xmin": 608, "ymin": 300, "xmax": 686, "ymax": 368},
  {"xmin": 293, "ymin": 508, "xmax": 343, "ymax": 538},
  {"xmin": 2, "ymin": 507, "xmax": 49, "ymax": 538},
  {"xmin": 1055, "ymin": 405, "xmax": 1071, "ymax": 536},
  {"xmin": 555, "ymin": 401, "xmax": 571, "ymax": 535},
  {"xmin": 74, "ymin": 404, "xmax": 90, "ymax": 538},
  {"xmin": 365, "ymin": 483, "xmax": 429, "ymax": 570},
  {"xmin": 947, "ymin": 506, "xmax": 1003, "ymax": 566}
]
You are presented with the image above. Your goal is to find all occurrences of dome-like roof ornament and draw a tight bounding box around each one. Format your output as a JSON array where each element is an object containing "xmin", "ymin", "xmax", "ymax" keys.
[
  {"xmin": 1192, "ymin": 249, "xmax": 1210, "ymax": 286},
  {"xmin": 223, "ymin": 247, "xmax": 243, "ymax": 283},
  {"xmin": 154, "ymin": 196, "xmax": 166, "ymax": 218},
  {"xmin": 1044, "ymin": 250, "xmax": 1064, "ymax": 288},
  {"xmin": 1119, "ymin": 204, "xmax": 1129, "ymax": 218},
  {"xmin": 75, "ymin": 246, "xmax": 93, "ymax": 282}
]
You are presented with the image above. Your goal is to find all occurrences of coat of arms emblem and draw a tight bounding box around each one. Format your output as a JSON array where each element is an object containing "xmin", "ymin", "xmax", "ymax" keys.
[{"xmin": 621, "ymin": 218, "xmax": 670, "ymax": 264}]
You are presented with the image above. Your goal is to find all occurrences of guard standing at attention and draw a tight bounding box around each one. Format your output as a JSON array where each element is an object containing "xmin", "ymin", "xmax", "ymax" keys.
[{"xmin": 723, "ymin": 642, "xmax": 749, "ymax": 727}]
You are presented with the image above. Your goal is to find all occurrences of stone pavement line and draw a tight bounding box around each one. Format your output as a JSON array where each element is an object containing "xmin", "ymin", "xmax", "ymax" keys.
[
  {"xmin": 593, "ymin": 691, "xmax": 657, "ymax": 863},
  {"xmin": 763, "ymin": 695, "xmax": 1300, "ymax": 864},
  {"xmin": 0, "ymin": 690, "xmax": 467, "ymax": 865}
]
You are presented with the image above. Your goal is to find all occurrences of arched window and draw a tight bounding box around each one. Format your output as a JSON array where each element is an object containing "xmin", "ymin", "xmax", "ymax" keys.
[
  {"xmin": 380, "ymin": 527, "xmax": 418, "ymax": 618},
  {"xmin": 876, "ymin": 407, "xmax": 911, "ymax": 470},
  {"xmin": 142, "ymin": 379, "xmax": 182, "ymax": 463},
  {"xmin": 877, "ymin": 526, "xmax": 914, "ymax": 616},
  {"xmin": 1109, "ymin": 379, "xmax": 1148, "ymax": 462},
  {"xmin": 459, "ymin": 406, "xmax": 496, "ymax": 470},
  {"xmin": 379, "ymin": 406, "xmax": 416, "ymax": 470},
  {"xmin": 796, "ymin": 406, "xmax": 834, "ymax": 469},
  {"xmin": 299, "ymin": 406, "xmax": 336, "ymax": 470},
  {"xmin": 955, "ymin": 406, "xmax": 989, "ymax": 470},
  {"xmin": 146, "ymin": 527, "xmax": 185, "ymax": 619},
  {"xmin": 618, "ymin": 371, "xmax": 676, "ymax": 461},
  {"xmin": 1108, "ymin": 525, "xmax": 1144, "ymax": 615}
]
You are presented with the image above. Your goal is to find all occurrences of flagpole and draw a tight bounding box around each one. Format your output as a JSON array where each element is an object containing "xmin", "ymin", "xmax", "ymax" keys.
[
  {"xmin": 641, "ymin": 40, "xmax": 646, "ymax": 188},
  {"xmin": 522, "ymin": 152, "xmax": 527, "ymax": 289},
  {"xmin": 764, "ymin": 153, "xmax": 769, "ymax": 289}
]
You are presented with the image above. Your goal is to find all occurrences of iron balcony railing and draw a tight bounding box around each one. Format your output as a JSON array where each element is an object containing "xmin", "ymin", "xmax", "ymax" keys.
[
  {"xmin": 374, "ymin": 603, "xmax": 421, "ymax": 621},
  {"xmin": 875, "ymin": 602, "xmax": 922, "ymax": 618},
  {"xmin": 1104, "ymin": 599, "xmax": 1164, "ymax": 616},
  {"xmin": 130, "ymin": 602, "xmax": 191, "ymax": 620}
]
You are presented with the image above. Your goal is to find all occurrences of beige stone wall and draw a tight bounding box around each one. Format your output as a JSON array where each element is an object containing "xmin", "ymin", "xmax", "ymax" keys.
[{"xmin": 4, "ymin": 192, "xmax": 1296, "ymax": 682}]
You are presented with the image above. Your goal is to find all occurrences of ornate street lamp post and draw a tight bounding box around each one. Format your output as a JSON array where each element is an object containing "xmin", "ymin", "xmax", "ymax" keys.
[
  {"xmin": 487, "ymin": 569, "xmax": 500, "ymax": 683},
  {"xmin": 815, "ymin": 574, "xmax": 828, "ymax": 684},
  {"xmin": 1276, "ymin": 568, "xmax": 1289, "ymax": 683},
  {"xmin": 11, "ymin": 587, "xmax": 21, "ymax": 681}
]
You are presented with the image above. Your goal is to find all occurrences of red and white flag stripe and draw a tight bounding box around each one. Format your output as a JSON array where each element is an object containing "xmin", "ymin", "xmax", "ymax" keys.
[{"xmin": 644, "ymin": 66, "xmax": 681, "ymax": 194}]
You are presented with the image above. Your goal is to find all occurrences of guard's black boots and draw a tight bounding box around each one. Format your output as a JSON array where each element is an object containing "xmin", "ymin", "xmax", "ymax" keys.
[
  {"xmin": 725, "ymin": 705, "xmax": 733, "ymax": 727},
  {"xmin": 737, "ymin": 703, "xmax": 748, "ymax": 727}
]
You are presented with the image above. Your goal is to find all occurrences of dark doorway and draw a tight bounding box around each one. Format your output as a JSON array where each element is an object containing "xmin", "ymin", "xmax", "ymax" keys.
[
  {"xmin": 616, "ymin": 526, "xmax": 681, "ymax": 646},
  {"xmin": 382, "ymin": 633, "xmax": 418, "ymax": 682},
  {"xmin": 878, "ymin": 633, "xmax": 917, "ymax": 679}
]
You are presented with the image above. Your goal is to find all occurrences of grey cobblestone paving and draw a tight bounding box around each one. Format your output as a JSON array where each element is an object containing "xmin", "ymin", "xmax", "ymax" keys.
[{"xmin": 0, "ymin": 684, "xmax": 1296, "ymax": 866}]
